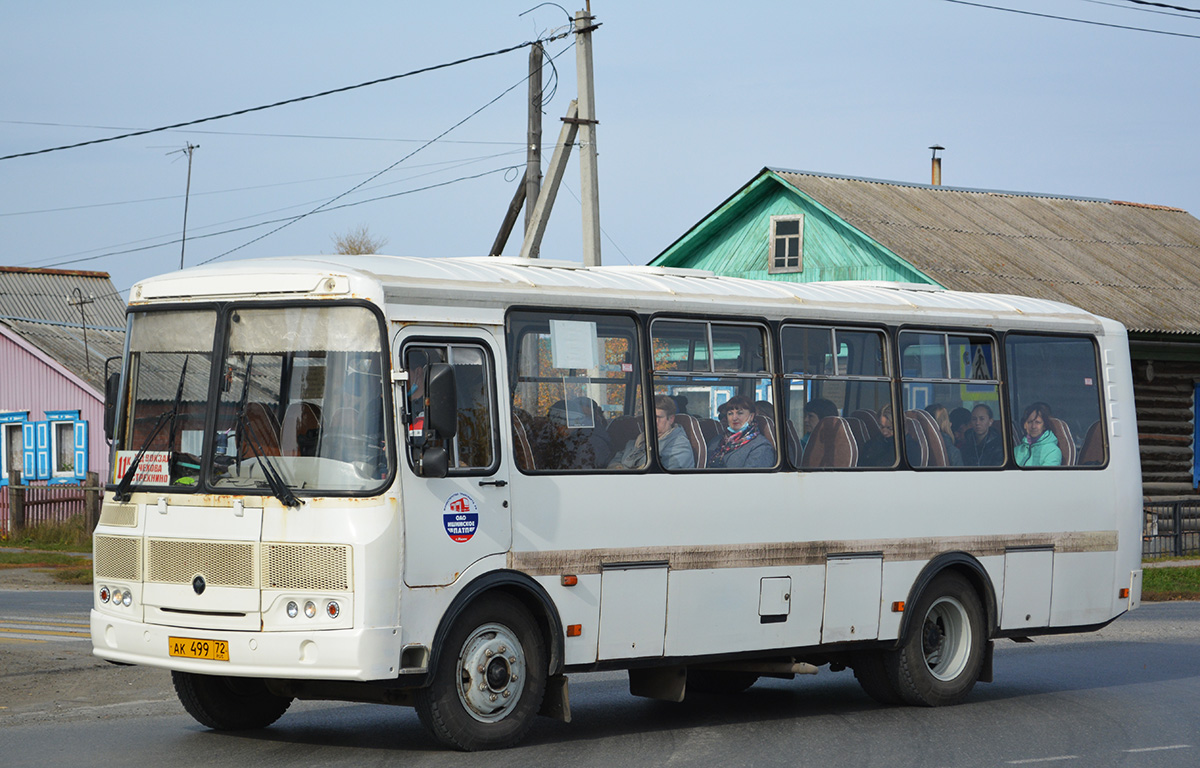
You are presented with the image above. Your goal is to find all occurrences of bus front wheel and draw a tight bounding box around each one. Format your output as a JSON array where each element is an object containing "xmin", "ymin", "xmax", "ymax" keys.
[
  {"xmin": 888, "ymin": 572, "xmax": 985, "ymax": 706},
  {"xmin": 416, "ymin": 593, "xmax": 548, "ymax": 751},
  {"xmin": 172, "ymin": 671, "xmax": 292, "ymax": 730}
]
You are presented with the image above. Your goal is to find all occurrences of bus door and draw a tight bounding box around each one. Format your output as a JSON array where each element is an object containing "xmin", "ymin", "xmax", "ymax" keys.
[{"xmin": 395, "ymin": 330, "xmax": 511, "ymax": 587}]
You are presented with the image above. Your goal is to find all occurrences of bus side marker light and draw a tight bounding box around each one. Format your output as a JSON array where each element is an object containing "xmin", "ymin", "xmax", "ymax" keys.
[
  {"xmin": 1119, "ymin": 588, "xmax": 1130, "ymax": 599},
  {"xmin": 566, "ymin": 624, "xmax": 582, "ymax": 637},
  {"xmin": 891, "ymin": 601, "xmax": 905, "ymax": 613},
  {"xmin": 561, "ymin": 575, "xmax": 578, "ymax": 587}
]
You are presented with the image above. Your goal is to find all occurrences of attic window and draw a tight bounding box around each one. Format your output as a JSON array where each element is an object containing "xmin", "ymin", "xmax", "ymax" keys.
[{"xmin": 769, "ymin": 215, "xmax": 804, "ymax": 274}]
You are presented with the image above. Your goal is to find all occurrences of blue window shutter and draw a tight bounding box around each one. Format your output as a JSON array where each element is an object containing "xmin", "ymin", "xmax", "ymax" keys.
[
  {"xmin": 74, "ymin": 421, "xmax": 89, "ymax": 481},
  {"xmin": 35, "ymin": 421, "xmax": 50, "ymax": 480},
  {"xmin": 22, "ymin": 422, "xmax": 36, "ymax": 481}
]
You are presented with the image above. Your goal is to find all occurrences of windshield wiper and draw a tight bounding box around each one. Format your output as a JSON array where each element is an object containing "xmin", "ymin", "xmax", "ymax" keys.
[
  {"xmin": 114, "ymin": 356, "xmax": 188, "ymax": 501},
  {"xmin": 234, "ymin": 405, "xmax": 301, "ymax": 508}
]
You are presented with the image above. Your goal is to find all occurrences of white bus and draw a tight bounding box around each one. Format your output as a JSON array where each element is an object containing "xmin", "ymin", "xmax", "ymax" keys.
[{"xmin": 92, "ymin": 255, "xmax": 1143, "ymax": 750}]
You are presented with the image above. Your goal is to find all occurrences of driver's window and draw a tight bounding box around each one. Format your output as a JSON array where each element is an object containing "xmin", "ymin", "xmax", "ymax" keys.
[{"xmin": 403, "ymin": 342, "xmax": 498, "ymax": 475}]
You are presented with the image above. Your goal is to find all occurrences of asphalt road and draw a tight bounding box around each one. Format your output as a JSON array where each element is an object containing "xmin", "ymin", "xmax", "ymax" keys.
[{"xmin": 2, "ymin": 594, "xmax": 1199, "ymax": 767}]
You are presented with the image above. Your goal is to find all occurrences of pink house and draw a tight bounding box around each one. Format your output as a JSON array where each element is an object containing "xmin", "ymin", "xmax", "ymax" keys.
[{"xmin": 0, "ymin": 267, "xmax": 126, "ymax": 488}]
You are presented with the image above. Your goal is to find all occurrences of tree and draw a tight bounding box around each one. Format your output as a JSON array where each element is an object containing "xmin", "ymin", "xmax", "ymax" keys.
[{"xmin": 332, "ymin": 224, "xmax": 388, "ymax": 255}]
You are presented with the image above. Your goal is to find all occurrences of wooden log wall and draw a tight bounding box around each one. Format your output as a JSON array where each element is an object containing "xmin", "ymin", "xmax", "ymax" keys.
[{"xmin": 1133, "ymin": 359, "xmax": 1198, "ymax": 500}]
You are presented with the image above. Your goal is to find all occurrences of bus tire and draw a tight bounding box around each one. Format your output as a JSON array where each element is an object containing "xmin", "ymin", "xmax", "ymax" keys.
[
  {"xmin": 415, "ymin": 593, "xmax": 547, "ymax": 751},
  {"xmin": 888, "ymin": 572, "xmax": 985, "ymax": 706},
  {"xmin": 852, "ymin": 652, "xmax": 903, "ymax": 705},
  {"xmin": 172, "ymin": 671, "xmax": 292, "ymax": 730},
  {"xmin": 687, "ymin": 669, "xmax": 760, "ymax": 695}
]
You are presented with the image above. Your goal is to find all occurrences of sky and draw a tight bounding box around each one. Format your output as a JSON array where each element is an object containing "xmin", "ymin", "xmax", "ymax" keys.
[{"xmin": 4, "ymin": 0, "xmax": 1200, "ymax": 301}]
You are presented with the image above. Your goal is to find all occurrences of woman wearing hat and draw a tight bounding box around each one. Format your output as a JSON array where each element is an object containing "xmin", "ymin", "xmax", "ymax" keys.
[{"xmin": 707, "ymin": 395, "xmax": 775, "ymax": 469}]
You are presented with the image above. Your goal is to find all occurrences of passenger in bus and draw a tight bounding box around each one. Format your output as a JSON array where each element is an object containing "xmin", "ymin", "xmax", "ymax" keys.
[
  {"xmin": 960, "ymin": 404, "xmax": 1004, "ymax": 466},
  {"xmin": 925, "ymin": 403, "xmax": 963, "ymax": 466},
  {"xmin": 608, "ymin": 395, "xmax": 695, "ymax": 470},
  {"xmin": 859, "ymin": 404, "xmax": 897, "ymax": 467},
  {"xmin": 1014, "ymin": 402, "xmax": 1063, "ymax": 467},
  {"xmin": 800, "ymin": 398, "xmax": 838, "ymax": 453},
  {"xmin": 950, "ymin": 407, "xmax": 971, "ymax": 445},
  {"xmin": 708, "ymin": 395, "xmax": 775, "ymax": 469},
  {"xmin": 545, "ymin": 398, "xmax": 613, "ymax": 470}
]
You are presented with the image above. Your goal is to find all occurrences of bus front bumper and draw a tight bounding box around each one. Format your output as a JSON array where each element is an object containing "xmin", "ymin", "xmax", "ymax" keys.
[{"xmin": 91, "ymin": 610, "xmax": 404, "ymax": 681}]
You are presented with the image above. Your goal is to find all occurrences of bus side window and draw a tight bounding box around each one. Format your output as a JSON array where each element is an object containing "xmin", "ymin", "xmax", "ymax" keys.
[
  {"xmin": 782, "ymin": 325, "xmax": 895, "ymax": 470},
  {"xmin": 1005, "ymin": 334, "xmax": 1106, "ymax": 468},
  {"xmin": 403, "ymin": 343, "xmax": 498, "ymax": 475}
]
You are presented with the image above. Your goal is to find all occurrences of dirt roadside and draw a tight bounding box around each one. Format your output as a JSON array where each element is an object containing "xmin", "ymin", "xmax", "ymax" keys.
[{"xmin": 0, "ymin": 567, "xmax": 178, "ymax": 725}]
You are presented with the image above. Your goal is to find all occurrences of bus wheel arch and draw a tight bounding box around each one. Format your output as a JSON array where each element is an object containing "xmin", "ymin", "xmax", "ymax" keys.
[
  {"xmin": 899, "ymin": 552, "xmax": 998, "ymax": 643},
  {"xmin": 427, "ymin": 570, "xmax": 565, "ymax": 682}
]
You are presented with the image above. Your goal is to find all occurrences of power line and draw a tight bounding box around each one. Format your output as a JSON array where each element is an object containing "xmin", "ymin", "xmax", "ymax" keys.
[
  {"xmin": 40, "ymin": 166, "xmax": 521, "ymax": 269},
  {"xmin": 1078, "ymin": 0, "xmax": 1200, "ymax": 18},
  {"xmin": 195, "ymin": 39, "xmax": 576, "ymax": 266},
  {"xmin": 0, "ymin": 119, "xmax": 535, "ymax": 145},
  {"xmin": 1119, "ymin": 0, "xmax": 1200, "ymax": 13},
  {"xmin": 0, "ymin": 37, "xmax": 561, "ymax": 162},
  {"xmin": 1, "ymin": 149, "xmax": 527, "ymax": 217},
  {"xmin": 940, "ymin": 0, "xmax": 1200, "ymax": 37}
]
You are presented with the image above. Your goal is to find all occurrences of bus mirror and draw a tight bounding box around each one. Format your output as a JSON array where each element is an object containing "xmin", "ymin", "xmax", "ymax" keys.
[
  {"xmin": 104, "ymin": 371, "xmax": 120, "ymax": 440},
  {"xmin": 419, "ymin": 445, "xmax": 448, "ymax": 478},
  {"xmin": 426, "ymin": 363, "xmax": 458, "ymax": 440}
]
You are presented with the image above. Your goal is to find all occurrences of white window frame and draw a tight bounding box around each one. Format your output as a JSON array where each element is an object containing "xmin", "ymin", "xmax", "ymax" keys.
[{"xmin": 769, "ymin": 214, "xmax": 804, "ymax": 274}]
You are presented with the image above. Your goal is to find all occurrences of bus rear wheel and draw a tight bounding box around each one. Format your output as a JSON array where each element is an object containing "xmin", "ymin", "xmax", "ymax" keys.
[
  {"xmin": 888, "ymin": 572, "xmax": 985, "ymax": 707},
  {"xmin": 172, "ymin": 671, "xmax": 292, "ymax": 730},
  {"xmin": 416, "ymin": 593, "xmax": 547, "ymax": 751}
]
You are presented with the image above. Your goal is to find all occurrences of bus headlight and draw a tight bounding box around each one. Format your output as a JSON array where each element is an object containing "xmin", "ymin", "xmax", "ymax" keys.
[
  {"xmin": 304, "ymin": 601, "xmax": 316, "ymax": 619},
  {"xmin": 111, "ymin": 588, "xmax": 124, "ymax": 605},
  {"xmin": 122, "ymin": 591, "xmax": 133, "ymax": 607},
  {"xmin": 287, "ymin": 601, "xmax": 299, "ymax": 619}
]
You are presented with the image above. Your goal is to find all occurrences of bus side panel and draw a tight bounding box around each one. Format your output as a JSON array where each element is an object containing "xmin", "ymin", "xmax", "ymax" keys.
[
  {"xmin": 663, "ymin": 566, "xmax": 824, "ymax": 657},
  {"xmin": 1050, "ymin": 551, "xmax": 1118, "ymax": 627}
]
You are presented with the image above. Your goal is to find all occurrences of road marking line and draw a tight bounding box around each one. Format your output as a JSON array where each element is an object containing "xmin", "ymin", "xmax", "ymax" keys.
[
  {"xmin": 0, "ymin": 637, "xmax": 43, "ymax": 645},
  {"xmin": 1006, "ymin": 758, "xmax": 1079, "ymax": 765},
  {"xmin": 0, "ymin": 618, "xmax": 89, "ymax": 628},
  {"xmin": 0, "ymin": 628, "xmax": 89, "ymax": 637},
  {"xmin": 1123, "ymin": 745, "xmax": 1191, "ymax": 753}
]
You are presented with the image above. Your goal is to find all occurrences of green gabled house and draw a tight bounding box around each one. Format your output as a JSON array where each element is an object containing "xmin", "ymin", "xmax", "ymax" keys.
[{"xmin": 651, "ymin": 167, "xmax": 1200, "ymax": 509}]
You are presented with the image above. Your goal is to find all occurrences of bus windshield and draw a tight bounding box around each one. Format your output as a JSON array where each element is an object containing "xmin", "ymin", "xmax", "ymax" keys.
[{"xmin": 115, "ymin": 304, "xmax": 391, "ymax": 496}]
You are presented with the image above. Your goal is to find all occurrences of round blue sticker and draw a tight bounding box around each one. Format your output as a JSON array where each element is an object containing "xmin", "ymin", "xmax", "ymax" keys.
[{"xmin": 443, "ymin": 493, "xmax": 479, "ymax": 543}]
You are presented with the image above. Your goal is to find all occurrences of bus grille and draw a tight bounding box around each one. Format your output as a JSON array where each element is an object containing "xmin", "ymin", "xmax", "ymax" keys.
[
  {"xmin": 94, "ymin": 535, "xmax": 142, "ymax": 581},
  {"xmin": 147, "ymin": 539, "xmax": 256, "ymax": 587},
  {"xmin": 263, "ymin": 544, "xmax": 351, "ymax": 591},
  {"xmin": 98, "ymin": 503, "xmax": 138, "ymax": 527}
]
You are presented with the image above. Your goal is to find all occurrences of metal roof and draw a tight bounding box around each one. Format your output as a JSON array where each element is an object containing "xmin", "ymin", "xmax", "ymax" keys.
[
  {"xmin": 0, "ymin": 267, "xmax": 127, "ymax": 390},
  {"xmin": 135, "ymin": 255, "xmax": 1108, "ymax": 333},
  {"xmin": 768, "ymin": 169, "xmax": 1200, "ymax": 334}
]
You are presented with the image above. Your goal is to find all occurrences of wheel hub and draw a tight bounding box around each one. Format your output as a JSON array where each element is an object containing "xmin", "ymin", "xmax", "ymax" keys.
[{"xmin": 456, "ymin": 622, "xmax": 525, "ymax": 722}]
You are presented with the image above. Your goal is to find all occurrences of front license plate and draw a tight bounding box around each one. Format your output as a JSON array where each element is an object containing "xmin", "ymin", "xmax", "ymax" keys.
[{"xmin": 169, "ymin": 636, "xmax": 230, "ymax": 662}]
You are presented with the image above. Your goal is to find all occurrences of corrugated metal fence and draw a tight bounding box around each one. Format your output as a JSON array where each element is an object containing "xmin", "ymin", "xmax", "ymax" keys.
[{"xmin": 1, "ymin": 479, "xmax": 101, "ymax": 536}]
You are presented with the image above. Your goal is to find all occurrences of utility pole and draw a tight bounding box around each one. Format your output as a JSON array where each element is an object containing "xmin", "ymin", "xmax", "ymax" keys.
[
  {"xmin": 172, "ymin": 143, "xmax": 199, "ymax": 269},
  {"xmin": 574, "ymin": 8, "xmax": 602, "ymax": 267},
  {"xmin": 525, "ymin": 42, "xmax": 544, "ymax": 235},
  {"xmin": 68, "ymin": 287, "xmax": 95, "ymax": 372},
  {"xmin": 489, "ymin": 42, "xmax": 546, "ymax": 258}
]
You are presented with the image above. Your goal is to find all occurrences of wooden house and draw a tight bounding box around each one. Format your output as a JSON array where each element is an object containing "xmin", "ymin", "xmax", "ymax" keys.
[
  {"xmin": 652, "ymin": 168, "xmax": 1200, "ymax": 502},
  {"xmin": 0, "ymin": 267, "xmax": 126, "ymax": 487}
]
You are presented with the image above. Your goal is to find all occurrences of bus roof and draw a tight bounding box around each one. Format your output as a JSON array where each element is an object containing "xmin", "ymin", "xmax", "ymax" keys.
[{"xmin": 131, "ymin": 255, "xmax": 1114, "ymax": 333}]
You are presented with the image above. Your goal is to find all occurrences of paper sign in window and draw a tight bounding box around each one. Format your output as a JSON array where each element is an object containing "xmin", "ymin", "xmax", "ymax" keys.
[{"xmin": 550, "ymin": 320, "xmax": 598, "ymax": 371}]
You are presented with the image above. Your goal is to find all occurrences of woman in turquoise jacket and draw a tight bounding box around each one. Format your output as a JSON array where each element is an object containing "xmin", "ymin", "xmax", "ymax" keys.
[{"xmin": 1014, "ymin": 402, "xmax": 1063, "ymax": 467}]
